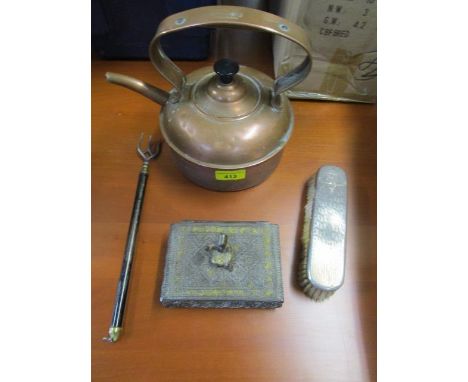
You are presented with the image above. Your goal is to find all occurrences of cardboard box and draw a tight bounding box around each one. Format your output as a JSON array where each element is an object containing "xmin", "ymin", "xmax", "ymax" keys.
[{"xmin": 273, "ymin": 0, "xmax": 377, "ymax": 103}]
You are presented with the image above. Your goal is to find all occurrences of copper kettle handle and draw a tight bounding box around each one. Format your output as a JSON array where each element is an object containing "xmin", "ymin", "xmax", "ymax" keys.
[{"xmin": 149, "ymin": 5, "xmax": 312, "ymax": 99}]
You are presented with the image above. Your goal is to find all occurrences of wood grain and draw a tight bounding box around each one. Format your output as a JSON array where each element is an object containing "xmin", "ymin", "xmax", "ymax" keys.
[{"xmin": 92, "ymin": 60, "xmax": 376, "ymax": 382}]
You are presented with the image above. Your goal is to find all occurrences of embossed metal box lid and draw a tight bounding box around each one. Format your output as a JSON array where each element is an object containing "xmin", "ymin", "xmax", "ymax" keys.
[{"xmin": 161, "ymin": 221, "xmax": 283, "ymax": 308}]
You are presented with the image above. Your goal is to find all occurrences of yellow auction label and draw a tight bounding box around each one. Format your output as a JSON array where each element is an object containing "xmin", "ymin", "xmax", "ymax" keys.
[{"xmin": 215, "ymin": 169, "xmax": 246, "ymax": 181}]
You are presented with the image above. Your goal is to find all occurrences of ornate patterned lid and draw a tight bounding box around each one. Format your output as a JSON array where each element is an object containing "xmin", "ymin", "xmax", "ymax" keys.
[{"xmin": 160, "ymin": 221, "xmax": 283, "ymax": 308}]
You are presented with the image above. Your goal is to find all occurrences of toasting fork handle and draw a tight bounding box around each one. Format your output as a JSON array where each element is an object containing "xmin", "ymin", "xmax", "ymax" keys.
[{"xmin": 103, "ymin": 135, "xmax": 161, "ymax": 343}]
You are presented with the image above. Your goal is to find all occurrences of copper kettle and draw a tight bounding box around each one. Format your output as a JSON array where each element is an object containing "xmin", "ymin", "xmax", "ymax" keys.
[{"xmin": 106, "ymin": 5, "xmax": 312, "ymax": 191}]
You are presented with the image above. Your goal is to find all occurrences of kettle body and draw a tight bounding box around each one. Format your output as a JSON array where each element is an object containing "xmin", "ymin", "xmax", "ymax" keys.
[{"xmin": 106, "ymin": 5, "xmax": 312, "ymax": 191}]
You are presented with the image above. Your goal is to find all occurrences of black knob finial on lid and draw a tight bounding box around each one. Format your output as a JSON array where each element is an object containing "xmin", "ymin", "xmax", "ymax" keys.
[{"xmin": 214, "ymin": 58, "xmax": 239, "ymax": 84}]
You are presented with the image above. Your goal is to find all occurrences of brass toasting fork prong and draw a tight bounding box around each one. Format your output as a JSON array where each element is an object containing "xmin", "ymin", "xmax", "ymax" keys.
[
  {"xmin": 103, "ymin": 133, "xmax": 161, "ymax": 343},
  {"xmin": 137, "ymin": 133, "xmax": 161, "ymax": 162}
]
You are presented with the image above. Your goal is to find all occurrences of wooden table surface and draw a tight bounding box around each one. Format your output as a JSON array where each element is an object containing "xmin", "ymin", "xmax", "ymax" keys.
[{"xmin": 92, "ymin": 60, "xmax": 376, "ymax": 382}]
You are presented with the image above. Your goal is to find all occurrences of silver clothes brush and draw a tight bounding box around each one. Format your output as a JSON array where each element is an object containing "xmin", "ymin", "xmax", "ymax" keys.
[{"xmin": 299, "ymin": 165, "xmax": 347, "ymax": 301}]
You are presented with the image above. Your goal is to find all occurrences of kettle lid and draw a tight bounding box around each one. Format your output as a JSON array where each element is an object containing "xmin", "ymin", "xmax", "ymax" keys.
[
  {"xmin": 160, "ymin": 62, "xmax": 294, "ymax": 168},
  {"xmin": 193, "ymin": 58, "xmax": 261, "ymax": 119}
]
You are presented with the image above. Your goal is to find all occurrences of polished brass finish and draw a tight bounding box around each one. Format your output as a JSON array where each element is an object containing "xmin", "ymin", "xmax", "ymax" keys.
[
  {"xmin": 103, "ymin": 326, "xmax": 122, "ymax": 343},
  {"xmin": 105, "ymin": 5, "xmax": 312, "ymax": 191}
]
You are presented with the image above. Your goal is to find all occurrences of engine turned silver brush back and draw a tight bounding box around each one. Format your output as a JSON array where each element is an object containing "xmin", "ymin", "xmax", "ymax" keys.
[{"xmin": 299, "ymin": 166, "xmax": 348, "ymax": 301}]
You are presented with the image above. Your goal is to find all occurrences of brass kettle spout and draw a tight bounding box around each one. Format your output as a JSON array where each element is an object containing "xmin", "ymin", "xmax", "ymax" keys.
[{"xmin": 105, "ymin": 72, "xmax": 170, "ymax": 106}]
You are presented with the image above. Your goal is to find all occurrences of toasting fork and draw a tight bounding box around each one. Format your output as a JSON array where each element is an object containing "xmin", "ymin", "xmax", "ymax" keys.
[{"xmin": 103, "ymin": 134, "xmax": 161, "ymax": 343}]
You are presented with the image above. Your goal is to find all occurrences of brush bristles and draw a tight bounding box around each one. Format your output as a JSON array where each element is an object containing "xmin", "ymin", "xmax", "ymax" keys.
[
  {"xmin": 301, "ymin": 176, "xmax": 316, "ymax": 256},
  {"xmin": 297, "ymin": 255, "xmax": 334, "ymax": 302}
]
